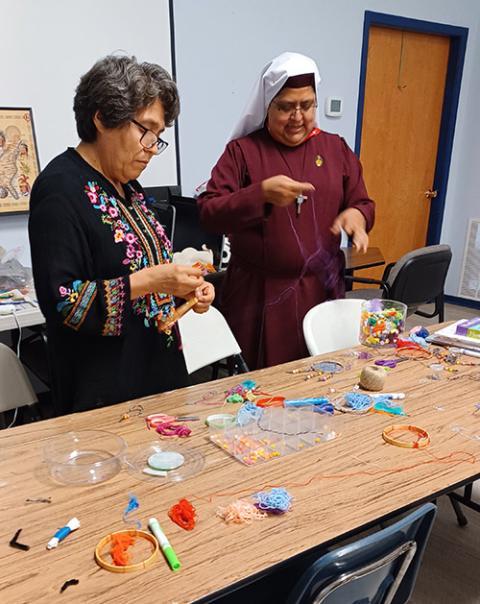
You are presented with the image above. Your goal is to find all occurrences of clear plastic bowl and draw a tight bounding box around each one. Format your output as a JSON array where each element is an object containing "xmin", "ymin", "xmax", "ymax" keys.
[{"xmin": 43, "ymin": 430, "xmax": 126, "ymax": 485}]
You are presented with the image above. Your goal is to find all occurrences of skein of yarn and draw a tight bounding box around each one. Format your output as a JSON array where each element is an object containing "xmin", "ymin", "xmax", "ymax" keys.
[{"xmin": 359, "ymin": 365, "xmax": 387, "ymax": 391}]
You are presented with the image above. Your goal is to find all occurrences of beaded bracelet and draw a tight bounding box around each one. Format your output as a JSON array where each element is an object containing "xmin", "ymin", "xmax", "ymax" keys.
[{"xmin": 382, "ymin": 424, "xmax": 430, "ymax": 449}]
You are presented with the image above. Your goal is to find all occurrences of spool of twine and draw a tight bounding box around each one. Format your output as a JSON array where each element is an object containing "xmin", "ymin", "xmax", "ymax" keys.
[{"xmin": 359, "ymin": 365, "xmax": 387, "ymax": 391}]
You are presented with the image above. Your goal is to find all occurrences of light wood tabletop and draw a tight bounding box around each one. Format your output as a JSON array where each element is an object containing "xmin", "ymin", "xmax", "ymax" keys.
[{"xmin": 1, "ymin": 325, "xmax": 480, "ymax": 603}]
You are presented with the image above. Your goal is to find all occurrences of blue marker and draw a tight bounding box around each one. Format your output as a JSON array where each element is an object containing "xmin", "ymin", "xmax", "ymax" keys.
[{"xmin": 46, "ymin": 517, "xmax": 80, "ymax": 550}]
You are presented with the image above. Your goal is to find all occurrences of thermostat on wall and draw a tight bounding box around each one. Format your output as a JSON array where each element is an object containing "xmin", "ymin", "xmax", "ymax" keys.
[{"xmin": 325, "ymin": 97, "xmax": 343, "ymax": 117}]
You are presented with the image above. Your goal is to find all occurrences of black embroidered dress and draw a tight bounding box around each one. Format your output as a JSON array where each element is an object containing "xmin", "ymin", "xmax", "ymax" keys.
[{"xmin": 29, "ymin": 148, "xmax": 188, "ymax": 413}]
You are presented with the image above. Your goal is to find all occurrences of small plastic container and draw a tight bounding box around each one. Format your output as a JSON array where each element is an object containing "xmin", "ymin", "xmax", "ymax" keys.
[
  {"xmin": 359, "ymin": 299, "xmax": 407, "ymax": 347},
  {"xmin": 43, "ymin": 430, "xmax": 126, "ymax": 485},
  {"xmin": 210, "ymin": 407, "xmax": 340, "ymax": 466}
]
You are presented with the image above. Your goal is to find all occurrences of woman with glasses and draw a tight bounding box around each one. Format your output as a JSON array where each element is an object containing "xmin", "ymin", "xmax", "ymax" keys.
[
  {"xmin": 29, "ymin": 55, "xmax": 214, "ymax": 414},
  {"xmin": 198, "ymin": 52, "xmax": 374, "ymax": 369}
]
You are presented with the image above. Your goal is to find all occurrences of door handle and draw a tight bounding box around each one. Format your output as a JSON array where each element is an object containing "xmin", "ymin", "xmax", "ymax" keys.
[{"xmin": 424, "ymin": 189, "xmax": 438, "ymax": 199}]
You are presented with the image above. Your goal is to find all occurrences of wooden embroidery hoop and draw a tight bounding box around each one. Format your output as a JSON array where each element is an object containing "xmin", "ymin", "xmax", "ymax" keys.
[
  {"xmin": 382, "ymin": 424, "xmax": 430, "ymax": 449},
  {"xmin": 94, "ymin": 529, "xmax": 159, "ymax": 573}
]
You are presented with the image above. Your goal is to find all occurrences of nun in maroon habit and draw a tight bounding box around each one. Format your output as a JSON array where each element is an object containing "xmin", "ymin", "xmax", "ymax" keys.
[{"xmin": 198, "ymin": 52, "xmax": 375, "ymax": 370}]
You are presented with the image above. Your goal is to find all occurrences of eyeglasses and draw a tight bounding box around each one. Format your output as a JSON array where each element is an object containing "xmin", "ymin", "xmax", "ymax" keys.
[
  {"xmin": 272, "ymin": 99, "xmax": 317, "ymax": 115},
  {"xmin": 131, "ymin": 119, "xmax": 169, "ymax": 155}
]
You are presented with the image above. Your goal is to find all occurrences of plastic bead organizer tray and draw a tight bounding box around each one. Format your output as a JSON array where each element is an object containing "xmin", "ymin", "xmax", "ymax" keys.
[{"xmin": 209, "ymin": 407, "xmax": 340, "ymax": 466}]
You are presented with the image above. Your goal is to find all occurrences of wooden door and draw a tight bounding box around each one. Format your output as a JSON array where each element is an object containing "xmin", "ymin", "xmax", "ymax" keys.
[{"xmin": 358, "ymin": 26, "xmax": 450, "ymax": 281}]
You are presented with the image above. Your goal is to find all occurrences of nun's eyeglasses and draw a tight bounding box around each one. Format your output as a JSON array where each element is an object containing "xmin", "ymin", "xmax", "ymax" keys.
[
  {"xmin": 272, "ymin": 99, "xmax": 317, "ymax": 115},
  {"xmin": 131, "ymin": 119, "xmax": 169, "ymax": 155}
]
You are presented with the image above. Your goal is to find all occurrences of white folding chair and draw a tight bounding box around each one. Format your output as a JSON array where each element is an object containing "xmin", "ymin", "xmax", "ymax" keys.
[
  {"xmin": 0, "ymin": 343, "xmax": 37, "ymax": 428},
  {"xmin": 302, "ymin": 299, "xmax": 365, "ymax": 356},
  {"xmin": 178, "ymin": 306, "xmax": 248, "ymax": 375}
]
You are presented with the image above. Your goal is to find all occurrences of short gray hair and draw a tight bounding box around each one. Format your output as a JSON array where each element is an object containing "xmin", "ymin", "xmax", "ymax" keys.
[{"xmin": 73, "ymin": 55, "xmax": 179, "ymax": 142}]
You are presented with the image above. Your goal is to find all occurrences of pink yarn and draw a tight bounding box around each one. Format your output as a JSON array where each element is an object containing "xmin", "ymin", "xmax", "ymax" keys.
[{"xmin": 155, "ymin": 422, "xmax": 191, "ymax": 437}]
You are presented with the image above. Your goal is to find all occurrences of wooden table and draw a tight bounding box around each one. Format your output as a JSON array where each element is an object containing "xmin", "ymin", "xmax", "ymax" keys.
[
  {"xmin": 342, "ymin": 246, "xmax": 385, "ymax": 271},
  {"xmin": 1, "ymin": 328, "xmax": 480, "ymax": 603}
]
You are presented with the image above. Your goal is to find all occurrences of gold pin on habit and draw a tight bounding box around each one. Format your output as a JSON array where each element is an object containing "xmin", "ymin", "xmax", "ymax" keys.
[{"xmin": 315, "ymin": 155, "xmax": 323, "ymax": 167}]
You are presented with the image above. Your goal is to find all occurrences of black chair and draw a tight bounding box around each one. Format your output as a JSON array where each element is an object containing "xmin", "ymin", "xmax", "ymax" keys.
[
  {"xmin": 345, "ymin": 244, "xmax": 452, "ymax": 322},
  {"xmin": 286, "ymin": 503, "xmax": 437, "ymax": 604}
]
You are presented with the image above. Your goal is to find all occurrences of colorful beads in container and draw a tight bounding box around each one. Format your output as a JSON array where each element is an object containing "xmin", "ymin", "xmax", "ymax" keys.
[{"xmin": 360, "ymin": 299, "xmax": 407, "ymax": 346}]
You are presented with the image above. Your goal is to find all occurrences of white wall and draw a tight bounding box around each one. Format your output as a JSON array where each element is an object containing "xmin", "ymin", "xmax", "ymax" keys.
[
  {"xmin": 0, "ymin": 0, "xmax": 175, "ymax": 266},
  {"xmin": 173, "ymin": 0, "xmax": 480, "ymax": 299}
]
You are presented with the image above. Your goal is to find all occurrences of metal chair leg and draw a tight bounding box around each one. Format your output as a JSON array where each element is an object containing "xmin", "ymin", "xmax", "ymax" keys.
[{"xmin": 448, "ymin": 494, "xmax": 468, "ymax": 527}]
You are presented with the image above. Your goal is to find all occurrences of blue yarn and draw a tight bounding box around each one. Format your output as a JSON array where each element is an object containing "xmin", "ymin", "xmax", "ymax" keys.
[
  {"xmin": 344, "ymin": 392, "xmax": 373, "ymax": 411},
  {"xmin": 409, "ymin": 333, "xmax": 429, "ymax": 348},
  {"xmin": 253, "ymin": 487, "xmax": 292, "ymax": 513},
  {"xmin": 237, "ymin": 402, "xmax": 263, "ymax": 426}
]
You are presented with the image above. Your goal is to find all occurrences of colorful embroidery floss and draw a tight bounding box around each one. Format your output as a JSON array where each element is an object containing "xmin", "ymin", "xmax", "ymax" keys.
[
  {"xmin": 94, "ymin": 530, "xmax": 159, "ymax": 573},
  {"xmin": 155, "ymin": 422, "xmax": 192, "ymax": 438},
  {"xmin": 225, "ymin": 381, "xmax": 258, "ymax": 403},
  {"xmin": 168, "ymin": 498, "xmax": 196, "ymax": 531},
  {"xmin": 216, "ymin": 499, "xmax": 267, "ymax": 524},
  {"xmin": 253, "ymin": 488, "xmax": 293, "ymax": 514}
]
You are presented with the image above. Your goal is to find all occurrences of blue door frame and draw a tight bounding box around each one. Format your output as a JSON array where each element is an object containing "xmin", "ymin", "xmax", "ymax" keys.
[{"xmin": 355, "ymin": 11, "xmax": 468, "ymax": 246}]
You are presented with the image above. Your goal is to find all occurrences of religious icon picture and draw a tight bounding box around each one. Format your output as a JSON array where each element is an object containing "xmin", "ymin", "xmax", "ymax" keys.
[{"xmin": 0, "ymin": 107, "xmax": 40, "ymax": 215}]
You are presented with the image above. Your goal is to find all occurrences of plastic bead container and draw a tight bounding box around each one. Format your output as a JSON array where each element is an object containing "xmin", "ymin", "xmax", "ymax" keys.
[
  {"xmin": 359, "ymin": 299, "xmax": 407, "ymax": 346},
  {"xmin": 43, "ymin": 430, "xmax": 126, "ymax": 485},
  {"xmin": 210, "ymin": 407, "xmax": 340, "ymax": 466}
]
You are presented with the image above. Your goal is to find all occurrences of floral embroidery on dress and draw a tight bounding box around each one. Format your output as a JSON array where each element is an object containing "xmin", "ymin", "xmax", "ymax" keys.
[
  {"xmin": 57, "ymin": 280, "xmax": 97, "ymax": 331},
  {"xmin": 84, "ymin": 181, "xmax": 176, "ymax": 332},
  {"xmin": 102, "ymin": 277, "xmax": 127, "ymax": 336}
]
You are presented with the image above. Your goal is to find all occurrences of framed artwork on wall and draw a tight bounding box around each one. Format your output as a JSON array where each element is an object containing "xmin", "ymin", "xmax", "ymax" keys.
[{"xmin": 0, "ymin": 107, "xmax": 40, "ymax": 215}]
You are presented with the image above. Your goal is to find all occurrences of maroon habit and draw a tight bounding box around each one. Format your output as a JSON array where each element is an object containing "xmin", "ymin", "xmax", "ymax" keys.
[{"xmin": 198, "ymin": 127, "xmax": 375, "ymax": 369}]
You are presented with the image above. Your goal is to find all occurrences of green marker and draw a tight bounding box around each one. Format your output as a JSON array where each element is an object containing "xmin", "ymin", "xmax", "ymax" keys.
[{"xmin": 148, "ymin": 517, "xmax": 181, "ymax": 571}]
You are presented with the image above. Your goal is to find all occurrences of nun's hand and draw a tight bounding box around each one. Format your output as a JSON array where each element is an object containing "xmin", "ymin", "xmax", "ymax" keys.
[
  {"xmin": 261, "ymin": 175, "xmax": 315, "ymax": 207},
  {"xmin": 330, "ymin": 207, "xmax": 369, "ymax": 253}
]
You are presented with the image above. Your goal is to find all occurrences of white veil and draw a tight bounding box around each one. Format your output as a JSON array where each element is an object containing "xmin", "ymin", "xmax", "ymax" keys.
[{"xmin": 229, "ymin": 51, "xmax": 321, "ymax": 141}]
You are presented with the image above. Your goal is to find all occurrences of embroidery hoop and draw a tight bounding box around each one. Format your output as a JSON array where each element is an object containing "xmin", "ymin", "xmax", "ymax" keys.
[
  {"xmin": 94, "ymin": 529, "xmax": 159, "ymax": 573},
  {"xmin": 395, "ymin": 347, "xmax": 432, "ymax": 360},
  {"xmin": 382, "ymin": 424, "xmax": 430, "ymax": 449}
]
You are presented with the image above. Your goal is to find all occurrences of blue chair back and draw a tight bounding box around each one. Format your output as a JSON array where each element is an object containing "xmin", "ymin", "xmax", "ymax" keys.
[{"xmin": 286, "ymin": 503, "xmax": 437, "ymax": 604}]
